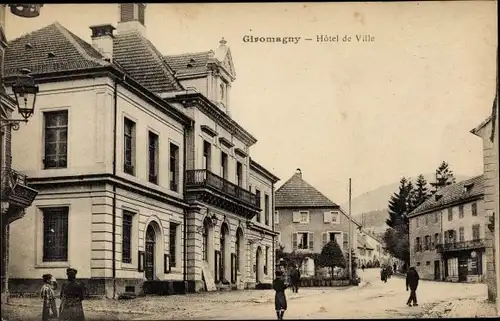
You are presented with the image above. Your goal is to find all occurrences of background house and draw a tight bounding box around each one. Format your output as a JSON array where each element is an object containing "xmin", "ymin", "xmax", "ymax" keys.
[{"xmin": 274, "ymin": 168, "xmax": 360, "ymax": 277}]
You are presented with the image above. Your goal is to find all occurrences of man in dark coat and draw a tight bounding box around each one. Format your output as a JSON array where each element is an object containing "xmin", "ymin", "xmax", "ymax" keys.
[
  {"xmin": 289, "ymin": 266, "xmax": 301, "ymax": 293},
  {"xmin": 273, "ymin": 271, "xmax": 287, "ymax": 320},
  {"xmin": 380, "ymin": 267, "xmax": 387, "ymax": 282},
  {"xmin": 406, "ymin": 266, "xmax": 420, "ymax": 307}
]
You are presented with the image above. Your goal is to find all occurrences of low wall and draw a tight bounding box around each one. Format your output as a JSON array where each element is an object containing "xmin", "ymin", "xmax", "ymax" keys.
[{"xmin": 298, "ymin": 279, "xmax": 351, "ymax": 287}]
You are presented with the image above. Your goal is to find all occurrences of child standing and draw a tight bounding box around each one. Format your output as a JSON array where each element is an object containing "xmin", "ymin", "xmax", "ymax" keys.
[
  {"xmin": 41, "ymin": 274, "xmax": 56, "ymax": 321},
  {"xmin": 273, "ymin": 271, "xmax": 288, "ymax": 320}
]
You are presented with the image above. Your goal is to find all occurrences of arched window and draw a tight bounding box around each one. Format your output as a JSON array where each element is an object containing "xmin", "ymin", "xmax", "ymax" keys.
[
  {"xmin": 202, "ymin": 221, "xmax": 209, "ymax": 261},
  {"xmin": 235, "ymin": 233, "xmax": 240, "ymax": 272}
]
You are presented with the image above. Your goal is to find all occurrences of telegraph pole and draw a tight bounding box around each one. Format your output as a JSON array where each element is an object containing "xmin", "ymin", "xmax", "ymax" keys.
[{"xmin": 348, "ymin": 178, "xmax": 352, "ymax": 280}]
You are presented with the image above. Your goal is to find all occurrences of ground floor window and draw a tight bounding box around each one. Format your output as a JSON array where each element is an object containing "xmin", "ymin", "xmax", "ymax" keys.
[
  {"xmin": 169, "ymin": 222, "xmax": 179, "ymax": 268},
  {"xmin": 42, "ymin": 207, "xmax": 69, "ymax": 262},
  {"xmin": 467, "ymin": 251, "xmax": 482, "ymax": 275},
  {"xmin": 447, "ymin": 257, "xmax": 458, "ymax": 277}
]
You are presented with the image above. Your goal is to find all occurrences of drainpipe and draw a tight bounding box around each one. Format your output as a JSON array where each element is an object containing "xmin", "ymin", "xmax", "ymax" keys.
[
  {"xmin": 111, "ymin": 76, "xmax": 121, "ymax": 299},
  {"xmin": 271, "ymin": 182, "xmax": 275, "ymax": 278},
  {"xmin": 183, "ymin": 125, "xmax": 188, "ymax": 290}
]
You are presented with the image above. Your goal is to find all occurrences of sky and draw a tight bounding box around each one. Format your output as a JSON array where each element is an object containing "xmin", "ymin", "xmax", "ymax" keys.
[{"xmin": 5, "ymin": 2, "xmax": 498, "ymax": 204}]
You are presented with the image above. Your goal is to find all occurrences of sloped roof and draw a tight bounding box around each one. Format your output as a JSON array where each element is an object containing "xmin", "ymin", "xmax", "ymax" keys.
[
  {"xmin": 409, "ymin": 175, "xmax": 485, "ymax": 216},
  {"xmin": 164, "ymin": 51, "xmax": 212, "ymax": 76},
  {"xmin": 4, "ymin": 22, "xmax": 106, "ymax": 77},
  {"xmin": 357, "ymin": 239, "xmax": 375, "ymax": 250},
  {"xmin": 275, "ymin": 171, "xmax": 338, "ymax": 208},
  {"xmin": 113, "ymin": 30, "xmax": 183, "ymax": 93}
]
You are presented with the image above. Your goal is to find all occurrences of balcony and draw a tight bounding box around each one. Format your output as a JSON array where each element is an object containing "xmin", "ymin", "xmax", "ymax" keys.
[
  {"xmin": 185, "ymin": 169, "xmax": 260, "ymax": 219},
  {"xmin": 1, "ymin": 167, "xmax": 38, "ymax": 218},
  {"xmin": 436, "ymin": 239, "xmax": 485, "ymax": 253}
]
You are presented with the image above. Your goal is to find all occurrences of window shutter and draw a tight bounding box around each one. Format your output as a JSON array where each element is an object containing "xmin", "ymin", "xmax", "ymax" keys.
[
  {"xmin": 292, "ymin": 232, "xmax": 298, "ymax": 250},
  {"xmin": 308, "ymin": 232, "xmax": 314, "ymax": 251},
  {"xmin": 323, "ymin": 212, "xmax": 331, "ymax": 223},
  {"xmin": 275, "ymin": 211, "xmax": 279, "ymax": 224},
  {"xmin": 292, "ymin": 212, "xmax": 300, "ymax": 223},
  {"xmin": 321, "ymin": 232, "xmax": 328, "ymax": 248}
]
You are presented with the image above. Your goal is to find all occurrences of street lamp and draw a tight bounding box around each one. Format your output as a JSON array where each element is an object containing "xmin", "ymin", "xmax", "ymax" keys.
[
  {"xmin": 1, "ymin": 69, "xmax": 39, "ymax": 130},
  {"xmin": 9, "ymin": 4, "xmax": 43, "ymax": 18}
]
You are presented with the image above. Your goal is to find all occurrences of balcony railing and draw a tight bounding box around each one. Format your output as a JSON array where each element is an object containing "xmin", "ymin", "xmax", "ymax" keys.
[
  {"xmin": 1, "ymin": 167, "xmax": 27, "ymax": 199},
  {"xmin": 185, "ymin": 169, "xmax": 259, "ymax": 208},
  {"xmin": 436, "ymin": 239, "xmax": 485, "ymax": 252}
]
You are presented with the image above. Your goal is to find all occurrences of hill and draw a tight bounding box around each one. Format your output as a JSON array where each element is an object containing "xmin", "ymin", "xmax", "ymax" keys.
[{"xmin": 343, "ymin": 174, "xmax": 471, "ymax": 233}]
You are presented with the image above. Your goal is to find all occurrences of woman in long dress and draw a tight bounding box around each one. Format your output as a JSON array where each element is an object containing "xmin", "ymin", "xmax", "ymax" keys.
[
  {"xmin": 59, "ymin": 268, "xmax": 85, "ymax": 321},
  {"xmin": 273, "ymin": 271, "xmax": 288, "ymax": 320}
]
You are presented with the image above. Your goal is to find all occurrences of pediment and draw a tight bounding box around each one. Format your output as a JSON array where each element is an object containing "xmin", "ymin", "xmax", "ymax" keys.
[{"xmin": 221, "ymin": 48, "xmax": 236, "ymax": 79}]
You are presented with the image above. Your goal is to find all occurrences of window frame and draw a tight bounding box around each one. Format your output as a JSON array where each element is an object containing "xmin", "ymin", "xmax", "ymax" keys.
[
  {"xmin": 123, "ymin": 117, "xmax": 136, "ymax": 175},
  {"xmin": 122, "ymin": 210, "xmax": 134, "ymax": 264},
  {"xmin": 147, "ymin": 130, "xmax": 159, "ymax": 185},
  {"xmin": 471, "ymin": 202, "xmax": 478, "ymax": 216},
  {"xmin": 43, "ymin": 110, "xmax": 69, "ymax": 169},
  {"xmin": 42, "ymin": 206, "xmax": 69, "ymax": 263},
  {"xmin": 169, "ymin": 222, "xmax": 180, "ymax": 268},
  {"xmin": 169, "ymin": 142, "xmax": 180, "ymax": 192},
  {"xmin": 299, "ymin": 211, "xmax": 310, "ymax": 224}
]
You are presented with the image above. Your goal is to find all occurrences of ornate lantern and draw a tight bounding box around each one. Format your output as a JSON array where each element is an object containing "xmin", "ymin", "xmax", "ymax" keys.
[
  {"xmin": 9, "ymin": 4, "xmax": 43, "ymax": 18},
  {"xmin": 12, "ymin": 68, "xmax": 39, "ymax": 120},
  {"xmin": 210, "ymin": 213, "xmax": 218, "ymax": 226}
]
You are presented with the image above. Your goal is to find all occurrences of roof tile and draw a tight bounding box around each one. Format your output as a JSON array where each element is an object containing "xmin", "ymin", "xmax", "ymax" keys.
[
  {"xmin": 4, "ymin": 22, "xmax": 105, "ymax": 77},
  {"xmin": 275, "ymin": 171, "xmax": 338, "ymax": 208},
  {"xmin": 164, "ymin": 51, "xmax": 212, "ymax": 76},
  {"xmin": 409, "ymin": 175, "xmax": 484, "ymax": 216}
]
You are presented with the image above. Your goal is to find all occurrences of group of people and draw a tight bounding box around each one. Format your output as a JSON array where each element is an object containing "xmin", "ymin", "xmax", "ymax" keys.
[
  {"xmin": 41, "ymin": 268, "xmax": 86, "ymax": 321},
  {"xmin": 380, "ymin": 264, "xmax": 394, "ymax": 282}
]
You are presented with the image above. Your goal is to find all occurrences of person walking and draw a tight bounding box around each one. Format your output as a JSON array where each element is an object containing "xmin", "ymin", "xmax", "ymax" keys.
[
  {"xmin": 289, "ymin": 266, "xmax": 301, "ymax": 293},
  {"xmin": 406, "ymin": 266, "xmax": 420, "ymax": 307},
  {"xmin": 380, "ymin": 267, "xmax": 387, "ymax": 283},
  {"xmin": 273, "ymin": 271, "xmax": 288, "ymax": 320},
  {"xmin": 41, "ymin": 274, "xmax": 56, "ymax": 321},
  {"xmin": 59, "ymin": 268, "xmax": 85, "ymax": 321},
  {"xmin": 361, "ymin": 264, "xmax": 365, "ymax": 272},
  {"xmin": 393, "ymin": 263, "xmax": 397, "ymax": 274}
]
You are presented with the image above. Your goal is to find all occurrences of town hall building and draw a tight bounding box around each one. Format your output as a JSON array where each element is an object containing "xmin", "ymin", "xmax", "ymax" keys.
[{"xmin": 4, "ymin": 3, "xmax": 279, "ymax": 298}]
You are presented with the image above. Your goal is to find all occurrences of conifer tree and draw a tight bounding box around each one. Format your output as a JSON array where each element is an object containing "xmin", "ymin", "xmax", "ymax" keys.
[
  {"xmin": 430, "ymin": 161, "xmax": 456, "ymax": 193},
  {"xmin": 413, "ymin": 174, "xmax": 431, "ymax": 208}
]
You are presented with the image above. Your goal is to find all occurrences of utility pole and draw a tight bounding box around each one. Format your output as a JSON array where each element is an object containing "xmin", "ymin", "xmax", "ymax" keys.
[{"xmin": 348, "ymin": 178, "xmax": 352, "ymax": 280}]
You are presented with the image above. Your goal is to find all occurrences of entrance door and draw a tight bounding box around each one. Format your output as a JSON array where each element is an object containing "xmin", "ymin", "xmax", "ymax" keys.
[
  {"xmin": 434, "ymin": 260, "xmax": 440, "ymax": 280},
  {"xmin": 458, "ymin": 257, "xmax": 468, "ymax": 282},
  {"xmin": 145, "ymin": 225, "xmax": 156, "ymax": 280}
]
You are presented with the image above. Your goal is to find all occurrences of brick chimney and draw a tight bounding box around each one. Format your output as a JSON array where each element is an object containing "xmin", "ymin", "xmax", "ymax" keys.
[
  {"xmin": 295, "ymin": 168, "xmax": 302, "ymax": 178},
  {"xmin": 89, "ymin": 24, "xmax": 115, "ymax": 62},
  {"xmin": 117, "ymin": 3, "xmax": 146, "ymax": 37}
]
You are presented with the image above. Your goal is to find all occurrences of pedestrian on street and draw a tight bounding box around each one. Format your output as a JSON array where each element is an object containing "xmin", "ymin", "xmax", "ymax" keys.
[
  {"xmin": 273, "ymin": 271, "xmax": 288, "ymax": 320},
  {"xmin": 59, "ymin": 268, "xmax": 86, "ymax": 321},
  {"xmin": 406, "ymin": 266, "xmax": 420, "ymax": 307},
  {"xmin": 40, "ymin": 274, "xmax": 56, "ymax": 321},
  {"xmin": 361, "ymin": 264, "xmax": 365, "ymax": 272},
  {"xmin": 393, "ymin": 263, "xmax": 397, "ymax": 274},
  {"xmin": 289, "ymin": 266, "xmax": 301, "ymax": 293},
  {"xmin": 380, "ymin": 267, "xmax": 387, "ymax": 283}
]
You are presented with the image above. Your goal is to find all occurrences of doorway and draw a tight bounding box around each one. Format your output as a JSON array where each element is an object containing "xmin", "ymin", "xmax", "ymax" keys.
[
  {"xmin": 145, "ymin": 225, "xmax": 156, "ymax": 280},
  {"xmin": 434, "ymin": 260, "xmax": 440, "ymax": 280},
  {"xmin": 458, "ymin": 257, "xmax": 468, "ymax": 282}
]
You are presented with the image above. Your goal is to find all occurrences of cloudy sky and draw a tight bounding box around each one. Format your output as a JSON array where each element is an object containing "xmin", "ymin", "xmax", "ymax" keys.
[{"xmin": 6, "ymin": 2, "xmax": 497, "ymax": 204}]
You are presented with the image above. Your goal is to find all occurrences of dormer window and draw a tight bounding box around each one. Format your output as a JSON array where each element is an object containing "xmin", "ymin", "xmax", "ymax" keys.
[
  {"xmin": 435, "ymin": 194, "xmax": 443, "ymax": 201},
  {"xmin": 464, "ymin": 183, "xmax": 473, "ymax": 193}
]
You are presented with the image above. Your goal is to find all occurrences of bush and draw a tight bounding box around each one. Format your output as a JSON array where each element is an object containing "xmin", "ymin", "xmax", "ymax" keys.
[{"xmin": 255, "ymin": 283, "xmax": 272, "ymax": 290}]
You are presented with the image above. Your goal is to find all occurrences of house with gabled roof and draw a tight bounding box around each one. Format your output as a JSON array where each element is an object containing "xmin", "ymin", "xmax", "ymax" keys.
[
  {"xmin": 4, "ymin": 3, "xmax": 278, "ymax": 297},
  {"xmin": 274, "ymin": 168, "xmax": 361, "ymax": 276}
]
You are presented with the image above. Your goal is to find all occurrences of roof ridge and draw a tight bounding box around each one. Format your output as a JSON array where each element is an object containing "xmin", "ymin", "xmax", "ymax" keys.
[
  {"xmin": 165, "ymin": 50, "xmax": 212, "ymax": 58},
  {"xmin": 53, "ymin": 22, "xmax": 108, "ymax": 67},
  {"xmin": 134, "ymin": 31, "xmax": 183, "ymax": 91}
]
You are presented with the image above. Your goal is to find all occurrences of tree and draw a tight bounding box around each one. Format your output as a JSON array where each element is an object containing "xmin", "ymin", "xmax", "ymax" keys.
[
  {"xmin": 386, "ymin": 177, "xmax": 413, "ymax": 228},
  {"xmin": 317, "ymin": 240, "xmax": 346, "ymax": 279},
  {"xmin": 430, "ymin": 161, "xmax": 456, "ymax": 193},
  {"xmin": 383, "ymin": 224, "xmax": 410, "ymax": 264},
  {"xmin": 413, "ymin": 174, "xmax": 431, "ymax": 208}
]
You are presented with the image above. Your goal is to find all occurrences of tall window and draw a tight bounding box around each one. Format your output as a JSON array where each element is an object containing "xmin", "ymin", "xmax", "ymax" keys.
[
  {"xmin": 255, "ymin": 189, "xmax": 261, "ymax": 221},
  {"xmin": 300, "ymin": 211, "xmax": 309, "ymax": 224},
  {"xmin": 202, "ymin": 222, "xmax": 209, "ymax": 261},
  {"xmin": 415, "ymin": 237, "xmax": 421, "ymax": 252},
  {"xmin": 416, "ymin": 217, "xmax": 419, "ymax": 228},
  {"xmin": 459, "ymin": 227, "xmax": 464, "ymax": 242},
  {"xmin": 44, "ymin": 111, "xmax": 68, "ymax": 169},
  {"xmin": 434, "ymin": 233, "xmax": 440, "ymax": 249},
  {"xmin": 471, "ymin": 202, "xmax": 478, "ymax": 216},
  {"xmin": 447, "ymin": 208, "xmax": 453, "ymax": 221},
  {"xmin": 122, "ymin": 211, "xmax": 133, "ymax": 263},
  {"xmin": 264, "ymin": 194, "xmax": 270, "ymax": 225},
  {"xmin": 221, "ymin": 152, "xmax": 228, "ymax": 179},
  {"xmin": 265, "ymin": 246, "xmax": 269, "ymax": 274},
  {"xmin": 42, "ymin": 207, "xmax": 69, "ymax": 262},
  {"xmin": 123, "ymin": 118, "xmax": 135, "ymax": 175},
  {"xmin": 343, "ymin": 233, "xmax": 348, "ymax": 249},
  {"xmin": 169, "ymin": 223, "xmax": 178, "ymax": 267},
  {"xmin": 295, "ymin": 232, "xmax": 313, "ymax": 250},
  {"xmin": 459, "ymin": 205, "xmax": 464, "ymax": 218},
  {"xmin": 203, "ymin": 141, "xmax": 211, "ymax": 170},
  {"xmin": 434, "ymin": 212, "xmax": 439, "ymax": 223},
  {"xmin": 236, "ymin": 162, "xmax": 243, "ymax": 187},
  {"xmin": 148, "ymin": 131, "xmax": 159, "ymax": 184},
  {"xmin": 425, "ymin": 215, "xmax": 429, "ymax": 226},
  {"xmin": 472, "ymin": 224, "xmax": 480, "ymax": 241},
  {"xmin": 424, "ymin": 235, "xmax": 430, "ymax": 251},
  {"xmin": 170, "ymin": 143, "xmax": 179, "ymax": 192}
]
